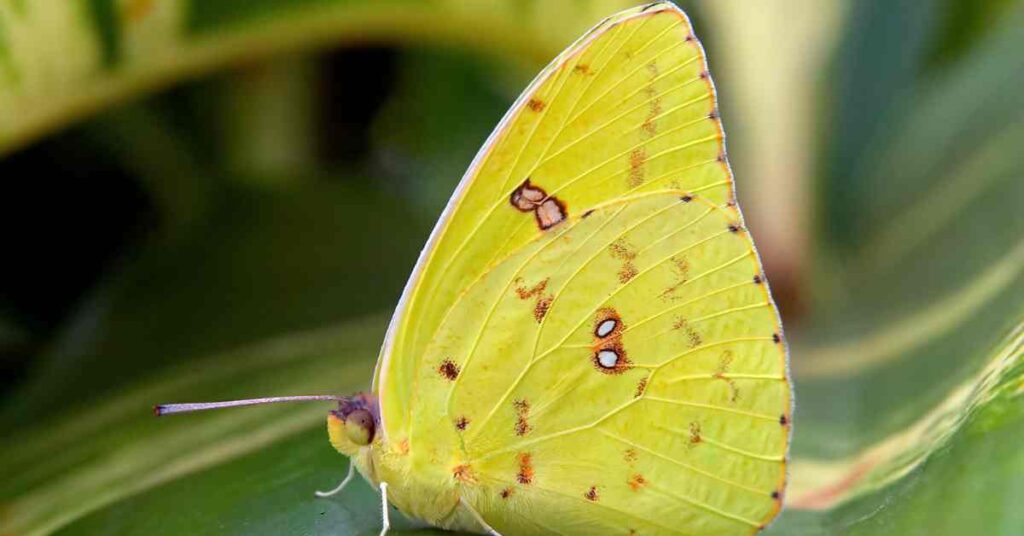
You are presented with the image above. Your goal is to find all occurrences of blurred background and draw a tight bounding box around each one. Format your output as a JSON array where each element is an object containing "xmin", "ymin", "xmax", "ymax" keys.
[{"xmin": 2, "ymin": 1, "xmax": 1023, "ymax": 535}]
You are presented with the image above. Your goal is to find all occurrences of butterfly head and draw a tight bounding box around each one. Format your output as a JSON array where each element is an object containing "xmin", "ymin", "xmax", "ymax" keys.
[{"xmin": 327, "ymin": 391, "xmax": 380, "ymax": 455}]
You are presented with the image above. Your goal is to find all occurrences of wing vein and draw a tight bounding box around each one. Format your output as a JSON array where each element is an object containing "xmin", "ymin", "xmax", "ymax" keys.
[{"xmin": 599, "ymin": 429, "xmax": 772, "ymax": 495}]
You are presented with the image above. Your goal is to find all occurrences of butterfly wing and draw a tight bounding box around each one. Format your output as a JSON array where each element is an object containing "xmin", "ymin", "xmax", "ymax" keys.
[
  {"xmin": 377, "ymin": 1, "xmax": 737, "ymax": 432},
  {"xmin": 417, "ymin": 192, "xmax": 788, "ymax": 535},
  {"xmin": 377, "ymin": 3, "xmax": 790, "ymax": 534}
]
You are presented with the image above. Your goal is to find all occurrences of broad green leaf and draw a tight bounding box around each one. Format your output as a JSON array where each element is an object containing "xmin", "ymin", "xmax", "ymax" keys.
[
  {"xmin": 0, "ymin": 0, "xmax": 635, "ymax": 155},
  {"xmin": 0, "ymin": 318, "xmax": 388, "ymax": 535},
  {"xmin": 778, "ymin": 0, "xmax": 1024, "ymax": 531}
]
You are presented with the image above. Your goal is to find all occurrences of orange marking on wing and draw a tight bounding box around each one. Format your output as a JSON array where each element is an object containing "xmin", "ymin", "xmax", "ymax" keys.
[
  {"xmin": 517, "ymin": 452, "xmax": 534, "ymax": 484},
  {"xmin": 609, "ymin": 239, "xmax": 639, "ymax": 283},
  {"xmin": 714, "ymin": 350, "xmax": 740, "ymax": 402},
  {"xmin": 689, "ymin": 421, "xmax": 702, "ymax": 445},
  {"xmin": 628, "ymin": 473, "xmax": 648, "ymax": 491},
  {"xmin": 660, "ymin": 256, "xmax": 691, "ymax": 301},
  {"xmin": 515, "ymin": 277, "xmax": 548, "ymax": 299},
  {"xmin": 628, "ymin": 147, "xmax": 647, "ymax": 187},
  {"xmin": 453, "ymin": 464, "xmax": 477, "ymax": 483}
]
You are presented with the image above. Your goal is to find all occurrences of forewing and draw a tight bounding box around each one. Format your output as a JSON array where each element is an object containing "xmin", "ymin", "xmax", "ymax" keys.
[{"xmin": 377, "ymin": 2, "xmax": 734, "ymax": 436}]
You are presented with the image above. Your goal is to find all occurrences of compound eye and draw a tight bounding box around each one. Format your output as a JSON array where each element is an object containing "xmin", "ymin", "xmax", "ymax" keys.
[{"xmin": 344, "ymin": 409, "xmax": 375, "ymax": 446}]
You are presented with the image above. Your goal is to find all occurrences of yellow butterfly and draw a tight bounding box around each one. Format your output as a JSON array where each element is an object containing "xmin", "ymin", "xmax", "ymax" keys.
[{"xmin": 158, "ymin": 3, "xmax": 791, "ymax": 534}]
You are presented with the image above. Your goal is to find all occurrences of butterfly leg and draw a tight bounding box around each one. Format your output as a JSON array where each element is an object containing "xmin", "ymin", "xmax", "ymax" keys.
[
  {"xmin": 314, "ymin": 461, "xmax": 355, "ymax": 497},
  {"xmin": 460, "ymin": 497, "xmax": 503, "ymax": 536},
  {"xmin": 379, "ymin": 481, "xmax": 391, "ymax": 536}
]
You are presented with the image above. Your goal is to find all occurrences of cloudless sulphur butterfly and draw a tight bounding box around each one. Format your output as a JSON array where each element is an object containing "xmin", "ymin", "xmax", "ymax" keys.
[{"xmin": 157, "ymin": 3, "xmax": 792, "ymax": 534}]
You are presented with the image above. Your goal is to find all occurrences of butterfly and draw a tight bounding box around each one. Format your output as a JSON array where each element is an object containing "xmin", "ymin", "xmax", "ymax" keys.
[{"xmin": 157, "ymin": 2, "xmax": 792, "ymax": 535}]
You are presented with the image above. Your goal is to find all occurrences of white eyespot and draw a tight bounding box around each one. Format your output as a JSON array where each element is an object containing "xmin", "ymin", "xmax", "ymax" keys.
[
  {"xmin": 596, "ymin": 319, "xmax": 617, "ymax": 338},
  {"xmin": 597, "ymin": 349, "xmax": 619, "ymax": 368}
]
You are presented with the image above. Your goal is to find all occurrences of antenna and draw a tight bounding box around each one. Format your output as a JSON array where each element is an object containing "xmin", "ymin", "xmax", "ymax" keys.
[{"xmin": 154, "ymin": 395, "xmax": 345, "ymax": 416}]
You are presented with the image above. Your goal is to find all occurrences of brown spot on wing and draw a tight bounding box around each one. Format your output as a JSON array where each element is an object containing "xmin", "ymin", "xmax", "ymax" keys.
[
  {"xmin": 609, "ymin": 239, "xmax": 636, "ymax": 261},
  {"xmin": 618, "ymin": 264, "xmax": 638, "ymax": 283},
  {"xmin": 527, "ymin": 98, "xmax": 545, "ymax": 112},
  {"xmin": 455, "ymin": 416, "xmax": 470, "ymax": 431},
  {"xmin": 438, "ymin": 359, "xmax": 460, "ymax": 381},
  {"xmin": 623, "ymin": 448, "xmax": 638, "ymax": 463},
  {"xmin": 673, "ymin": 317, "xmax": 703, "ymax": 348},
  {"xmin": 514, "ymin": 399, "xmax": 532, "ymax": 436},
  {"xmin": 714, "ymin": 350, "xmax": 740, "ymax": 403},
  {"xmin": 517, "ymin": 452, "xmax": 534, "ymax": 484},
  {"xmin": 533, "ymin": 296, "xmax": 553, "ymax": 323},
  {"xmin": 659, "ymin": 256, "xmax": 691, "ymax": 301},
  {"xmin": 515, "ymin": 277, "xmax": 548, "ymax": 300},
  {"xmin": 500, "ymin": 487, "xmax": 514, "ymax": 499},
  {"xmin": 584, "ymin": 486, "xmax": 599, "ymax": 501},
  {"xmin": 634, "ymin": 376, "xmax": 649, "ymax": 398},
  {"xmin": 640, "ymin": 63, "xmax": 662, "ymax": 138},
  {"xmin": 628, "ymin": 147, "xmax": 647, "ymax": 187},
  {"xmin": 574, "ymin": 64, "xmax": 593, "ymax": 75},
  {"xmin": 609, "ymin": 239, "xmax": 639, "ymax": 283},
  {"xmin": 515, "ymin": 277, "xmax": 554, "ymax": 324},
  {"xmin": 689, "ymin": 421, "xmax": 702, "ymax": 444}
]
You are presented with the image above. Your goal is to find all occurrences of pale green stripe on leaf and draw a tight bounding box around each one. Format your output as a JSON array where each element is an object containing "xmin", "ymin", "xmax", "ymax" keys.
[
  {"xmin": 789, "ymin": 322, "xmax": 1024, "ymax": 509},
  {"xmin": 798, "ymin": 238, "xmax": 1024, "ymax": 378}
]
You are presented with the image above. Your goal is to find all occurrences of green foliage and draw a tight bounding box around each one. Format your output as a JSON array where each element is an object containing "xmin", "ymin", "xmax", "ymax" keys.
[{"xmin": 2, "ymin": 0, "xmax": 1023, "ymax": 535}]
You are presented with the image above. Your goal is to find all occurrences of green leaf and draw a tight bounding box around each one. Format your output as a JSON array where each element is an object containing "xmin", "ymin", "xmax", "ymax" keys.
[
  {"xmin": 0, "ymin": 178, "xmax": 429, "ymax": 428},
  {"xmin": 776, "ymin": 0, "xmax": 1024, "ymax": 531},
  {"xmin": 0, "ymin": 0, "xmax": 635, "ymax": 155},
  {"xmin": 0, "ymin": 318, "xmax": 391, "ymax": 536}
]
